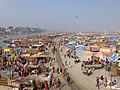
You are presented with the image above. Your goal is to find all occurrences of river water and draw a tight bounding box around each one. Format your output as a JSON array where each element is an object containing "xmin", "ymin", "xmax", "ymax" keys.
[{"xmin": 0, "ymin": 31, "xmax": 52, "ymax": 48}]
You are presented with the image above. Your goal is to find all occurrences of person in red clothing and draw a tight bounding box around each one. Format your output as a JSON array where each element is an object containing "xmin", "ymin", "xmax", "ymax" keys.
[
  {"xmin": 53, "ymin": 77, "xmax": 57, "ymax": 89},
  {"xmin": 100, "ymin": 75, "xmax": 104, "ymax": 85},
  {"xmin": 44, "ymin": 81, "xmax": 49, "ymax": 90}
]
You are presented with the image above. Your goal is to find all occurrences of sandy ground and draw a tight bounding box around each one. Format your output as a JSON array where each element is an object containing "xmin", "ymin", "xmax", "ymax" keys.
[
  {"xmin": 0, "ymin": 86, "xmax": 13, "ymax": 90},
  {"xmin": 60, "ymin": 47, "xmax": 113, "ymax": 90}
]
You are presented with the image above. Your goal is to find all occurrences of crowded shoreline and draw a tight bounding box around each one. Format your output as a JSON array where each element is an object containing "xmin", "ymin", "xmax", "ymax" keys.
[{"xmin": 0, "ymin": 32, "xmax": 120, "ymax": 90}]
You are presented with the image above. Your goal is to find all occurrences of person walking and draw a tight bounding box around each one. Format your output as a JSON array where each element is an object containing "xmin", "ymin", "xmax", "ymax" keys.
[
  {"xmin": 87, "ymin": 68, "xmax": 91, "ymax": 76},
  {"xmin": 60, "ymin": 68, "xmax": 62, "ymax": 74},
  {"xmin": 96, "ymin": 76, "xmax": 100, "ymax": 89},
  {"xmin": 68, "ymin": 62, "xmax": 71, "ymax": 68},
  {"xmin": 104, "ymin": 77, "xmax": 107, "ymax": 87},
  {"xmin": 49, "ymin": 76, "xmax": 53, "ymax": 87},
  {"xmin": 57, "ymin": 67, "xmax": 59, "ymax": 74},
  {"xmin": 44, "ymin": 81, "xmax": 49, "ymax": 90},
  {"xmin": 57, "ymin": 79, "xmax": 61, "ymax": 90},
  {"xmin": 41, "ymin": 82, "xmax": 45, "ymax": 89},
  {"xmin": 81, "ymin": 62, "xmax": 84, "ymax": 70},
  {"xmin": 67, "ymin": 76, "xmax": 71, "ymax": 84},
  {"xmin": 100, "ymin": 75, "xmax": 104, "ymax": 85},
  {"xmin": 62, "ymin": 68, "xmax": 65, "ymax": 77},
  {"xmin": 52, "ymin": 65, "xmax": 55, "ymax": 73},
  {"xmin": 64, "ymin": 54, "xmax": 66, "ymax": 59},
  {"xmin": 65, "ymin": 60, "xmax": 67, "ymax": 66},
  {"xmin": 53, "ymin": 77, "xmax": 57, "ymax": 89},
  {"xmin": 50, "ymin": 60, "xmax": 52, "ymax": 66}
]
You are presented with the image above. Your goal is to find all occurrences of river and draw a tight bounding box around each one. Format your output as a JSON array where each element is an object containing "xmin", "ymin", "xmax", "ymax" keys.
[{"xmin": 0, "ymin": 31, "xmax": 52, "ymax": 48}]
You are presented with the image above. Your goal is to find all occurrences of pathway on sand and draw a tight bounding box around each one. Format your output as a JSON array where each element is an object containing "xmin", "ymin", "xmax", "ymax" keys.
[
  {"xmin": 56, "ymin": 37, "xmax": 81, "ymax": 90},
  {"xmin": 46, "ymin": 37, "xmax": 71, "ymax": 90}
]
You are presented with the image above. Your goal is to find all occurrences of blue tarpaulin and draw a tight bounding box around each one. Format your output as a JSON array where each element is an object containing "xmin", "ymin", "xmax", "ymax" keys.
[
  {"xmin": 108, "ymin": 36, "xmax": 117, "ymax": 41},
  {"xmin": 16, "ymin": 47, "xmax": 22, "ymax": 50},
  {"xmin": 67, "ymin": 45, "xmax": 75, "ymax": 50},
  {"xmin": 78, "ymin": 45, "xmax": 85, "ymax": 51},
  {"xmin": 111, "ymin": 53, "xmax": 118, "ymax": 60}
]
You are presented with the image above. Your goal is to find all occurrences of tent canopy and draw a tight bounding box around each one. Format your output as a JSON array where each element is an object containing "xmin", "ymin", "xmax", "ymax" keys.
[
  {"xmin": 68, "ymin": 40, "xmax": 77, "ymax": 44},
  {"xmin": 85, "ymin": 51, "xmax": 93, "ymax": 56},
  {"xmin": 32, "ymin": 44, "xmax": 43, "ymax": 47},
  {"xmin": 67, "ymin": 45, "xmax": 75, "ymax": 50},
  {"xmin": 108, "ymin": 36, "xmax": 117, "ymax": 41},
  {"xmin": 111, "ymin": 53, "xmax": 119, "ymax": 60},
  {"xmin": 22, "ymin": 54, "xmax": 30, "ymax": 57},
  {"xmin": 93, "ymin": 52, "xmax": 113, "ymax": 60},
  {"xmin": 4, "ymin": 48, "xmax": 10, "ymax": 53},
  {"xmin": 78, "ymin": 45, "xmax": 84, "ymax": 51},
  {"xmin": 38, "ymin": 52, "xmax": 44, "ymax": 55},
  {"xmin": 31, "ymin": 54, "xmax": 50, "ymax": 57},
  {"xmin": 16, "ymin": 47, "xmax": 22, "ymax": 50},
  {"xmin": 70, "ymin": 40, "xmax": 77, "ymax": 43},
  {"xmin": 108, "ymin": 36, "xmax": 117, "ymax": 39},
  {"xmin": 94, "ymin": 52, "xmax": 104, "ymax": 59}
]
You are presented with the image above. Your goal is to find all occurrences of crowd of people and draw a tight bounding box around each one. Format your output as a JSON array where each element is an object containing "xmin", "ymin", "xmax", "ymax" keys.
[
  {"xmin": 96, "ymin": 75, "xmax": 117, "ymax": 89},
  {"xmin": 0, "ymin": 36, "xmax": 68, "ymax": 90},
  {"xmin": 83, "ymin": 57, "xmax": 103, "ymax": 65}
]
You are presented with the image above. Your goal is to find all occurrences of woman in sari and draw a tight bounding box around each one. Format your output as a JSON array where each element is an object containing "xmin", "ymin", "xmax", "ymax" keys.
[{"xmin": 44, "ymin": 81, "xmax": 49, "ymax": 90}]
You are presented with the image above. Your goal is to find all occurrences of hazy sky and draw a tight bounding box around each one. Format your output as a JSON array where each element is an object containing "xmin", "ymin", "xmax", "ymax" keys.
[{"xmin": 0, "ymin": 0, "xmax": 120, "ymax": 32}]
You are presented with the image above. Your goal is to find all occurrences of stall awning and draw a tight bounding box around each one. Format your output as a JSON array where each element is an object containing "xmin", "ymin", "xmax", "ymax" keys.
[
  {"xmin": 22, "ymin": 54, "xmax": 30, "ymax": 57},
  {"xmin": 4, "ymin": 48, "xmax": 10, "ymax": 52}
]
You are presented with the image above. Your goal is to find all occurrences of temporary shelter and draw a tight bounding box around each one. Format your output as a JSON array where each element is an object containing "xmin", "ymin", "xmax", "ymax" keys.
[
  {"xmin": 16, "ymin": 47, "xmax": 22, "ymax": 50},
  {"xmin": 38, "ymin": 52, "xmax": 44, "ymax": 55},
  {"xmin": 100, "ymin": 46, "xmax": 116, "ymax": 52},
  {"xmin": 22, "ymin": 54, "xmax": 30, "ymax": 57},
  {"xmin": 27, "ymin": 49, "xmax": 40, "ymax": 55},
  {"xmin": 84, "ymin": 46, "xmax": 91, "ymax": 51},
  {"xmin": 78, "ymin": 45, "xmax": 85, "ymax": 51},
  {"xmin": 31, "ymin": 44, "xmax": 43, "ymax": 48},
  {"xmin": 70, "ymin": 40, "xmax": 77, "ymax": 43},
  {"xmin": 108, "ymin": 36, "xmax": 117, "ymax": 41},
  {"xmin": 90, "ymin": 46, "xmax": 100, "ymax": 52},
  {"xmin": 79, "ymin": 40, "xmax": 85, "ymax": 43},
  {"xmin": 67, "ymin": 45, "xmax": 75, "ymax": 50},
  {"xmin": 111, "ymin": 53, "xmax": 119, "ymax": 60},
  {"xmin": 68, "ymin": 40, "xmax": 77, "ymax": 44},
  {"xmin": 94, "ymin": 52, "xmax": 105, "ymax": 59},
  {"xmin": 85, "ymin": 51, "xmax": 94, "ymax": 57},
  {"xmin": 4, "ymin": 48, "xmax": 10, "ymax": 53},
  {"xmin": 102, "ymin": 52, "xmax": 114, "ymax": 57}
]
